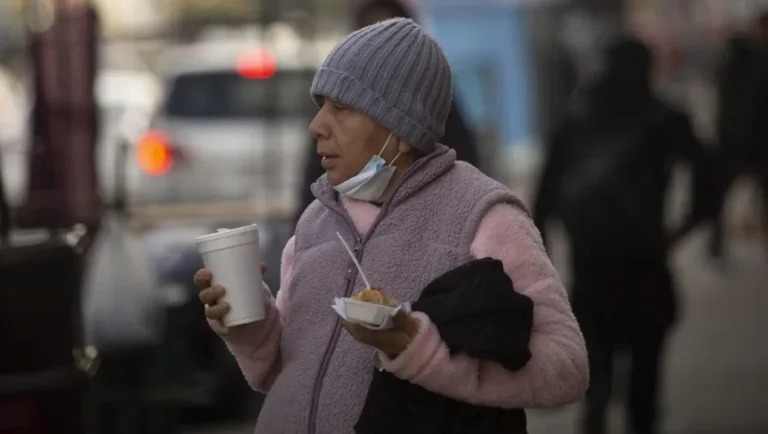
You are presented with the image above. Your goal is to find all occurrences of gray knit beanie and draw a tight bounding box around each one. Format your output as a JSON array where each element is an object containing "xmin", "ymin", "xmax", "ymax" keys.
[{"xmin": 311, "ymin": 18, "xmax": 452, "ymax": 154}]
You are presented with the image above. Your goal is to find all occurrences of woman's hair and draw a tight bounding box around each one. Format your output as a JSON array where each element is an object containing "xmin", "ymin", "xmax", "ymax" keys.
[{"xmin": 354, "ymin": 0, "xmax": 415, "ymax": 28}]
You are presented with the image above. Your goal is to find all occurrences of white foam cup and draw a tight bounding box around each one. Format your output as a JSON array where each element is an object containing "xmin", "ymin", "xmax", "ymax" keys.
[{"xmin": 195, "ymin": 224, "xmax": 264, "ymax": 327}]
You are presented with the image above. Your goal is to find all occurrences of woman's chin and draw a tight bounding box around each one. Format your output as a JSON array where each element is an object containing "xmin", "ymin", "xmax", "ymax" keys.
[{"xmin": 324, "ymin": 171, "xmax": 345, "ymax": 187}]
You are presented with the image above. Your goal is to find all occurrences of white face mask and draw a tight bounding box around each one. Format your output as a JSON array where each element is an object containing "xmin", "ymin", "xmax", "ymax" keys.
[{"xmin": 332, "ymin": 133, "xmax": 400, "ymax": 202}]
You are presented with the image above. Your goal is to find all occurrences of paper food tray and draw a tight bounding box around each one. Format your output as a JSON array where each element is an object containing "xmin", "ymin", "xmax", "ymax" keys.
[{"xmin": 331, "ymin": 297, "xmax": 410, "ymax": 330}]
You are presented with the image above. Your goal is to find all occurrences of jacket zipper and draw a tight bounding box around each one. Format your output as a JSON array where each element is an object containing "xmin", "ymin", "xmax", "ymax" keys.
[
  {"xmin": 306, "ymin": 209, "xmax": 362, "ymax": 434},
  {"xmin": 305, "ymin": 152, "xmax": 441, "ymax": 433}
]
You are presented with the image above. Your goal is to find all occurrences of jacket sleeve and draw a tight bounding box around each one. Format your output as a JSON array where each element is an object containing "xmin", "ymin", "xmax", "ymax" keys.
[
  {"xmin": 665, "ymin": 111, "xmax": 717, "ymax": 240},
  {"xmin": 532, "ymin": 124, "xmax": 569, "ymax": 250},
  {"xmin": 378, "ymin": 204, "xmax": 589, "ymax": 408},
  {"xmin": 207, "ymin": 236, "xmax": 296, "ymax": 393}
]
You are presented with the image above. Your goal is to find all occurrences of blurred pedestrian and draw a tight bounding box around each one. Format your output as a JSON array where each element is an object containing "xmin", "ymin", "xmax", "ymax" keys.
[
  {"xmin": 708, "ymin": 12, "xmax": 768, "ymax": 262},
  {"xmin": 295, "ymin": 0, "xmax": 480, "ymax": 227},
  {"xmin": 196, "ymin": 18, "xmax": 587, "ymax": 434},
  {"xmin": 533, "ymin": 36, "xmax": 714, "ymax": 434}
]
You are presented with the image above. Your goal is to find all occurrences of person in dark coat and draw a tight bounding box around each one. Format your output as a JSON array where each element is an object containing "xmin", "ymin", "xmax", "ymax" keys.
[
  {"xmin": 295, "ymin": 0, "xmax": 479, "ymax": 226},
  {"xmin": 533, "ymin": 36, "xmax": 714, "ymax": 434},
  {"xmin": 708, "ymin": 12, "xmax": 768, "ymax": 261}
]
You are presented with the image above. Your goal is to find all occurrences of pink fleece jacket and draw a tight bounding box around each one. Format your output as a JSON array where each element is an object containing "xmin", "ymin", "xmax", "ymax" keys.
[{"xmin": 210, "ymin": 197, "xmax": 589, "ymax": 409}]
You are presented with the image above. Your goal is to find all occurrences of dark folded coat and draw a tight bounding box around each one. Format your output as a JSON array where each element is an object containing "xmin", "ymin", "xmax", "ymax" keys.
[{"xmin": 354, "ymin": 258, "xmax": 534, "ymax": 434}]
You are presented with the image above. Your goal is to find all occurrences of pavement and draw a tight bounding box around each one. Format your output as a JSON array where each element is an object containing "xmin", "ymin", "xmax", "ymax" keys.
[
  {"xmin": 184, "ymin": 231, "xmax": 768, "ymax": 434},
  {"xmin": 528, "ymin": 231, "xmax": 768, "ymax": 434}
]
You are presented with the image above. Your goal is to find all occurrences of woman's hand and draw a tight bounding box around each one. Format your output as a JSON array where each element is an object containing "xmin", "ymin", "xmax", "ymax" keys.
[
  {"xmin": 194, "ymin": 263, "xmax": 268, "ymax": 322},
  {"xmin": 342, "ymin": 310, "xmax": 421, "ymax": 359}
]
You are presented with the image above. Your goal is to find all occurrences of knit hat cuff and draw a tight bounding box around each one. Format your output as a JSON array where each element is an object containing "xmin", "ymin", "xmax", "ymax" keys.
[{"xmin": 311, "ymin": 67, "xmax": 439, "ymax": 154}]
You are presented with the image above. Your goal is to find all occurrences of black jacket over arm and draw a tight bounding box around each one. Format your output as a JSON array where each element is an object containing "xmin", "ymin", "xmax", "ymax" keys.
[{"xmin": 354, "ymin": 258, "xmax": 534, "ymax": 434}]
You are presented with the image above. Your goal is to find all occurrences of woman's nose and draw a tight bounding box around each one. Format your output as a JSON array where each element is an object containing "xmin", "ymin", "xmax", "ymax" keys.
[{"xmin": 309, "ymin": 111, "xmax": 329, "ymax": 140}]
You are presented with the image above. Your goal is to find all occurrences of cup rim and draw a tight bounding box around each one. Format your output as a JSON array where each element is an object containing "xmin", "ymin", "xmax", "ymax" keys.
[{"xmin": 194, "ymin": 223, "xmax": 259, "ymax": 245}]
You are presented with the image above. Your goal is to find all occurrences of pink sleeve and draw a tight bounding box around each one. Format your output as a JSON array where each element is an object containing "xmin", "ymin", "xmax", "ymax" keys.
[
  {"xmin": 207, "ymin": 236, "xmax": 296, "ymax": 393},
  {"xmin": 379, "ymin": 204, "xmax": 589, "ymax": 408}
]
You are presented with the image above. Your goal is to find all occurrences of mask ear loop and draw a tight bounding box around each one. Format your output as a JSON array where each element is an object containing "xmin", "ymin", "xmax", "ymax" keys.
[
  {"xmin": 377, "ymin": 133, "xmax": 393, "ymax": 156},
  {"xmin": 388, "ymin": 151, "xmax": 402, "ymax": 167},
  {"xmin": 377, "ymin": 133, "xmax": 401, "ymax": 166}
]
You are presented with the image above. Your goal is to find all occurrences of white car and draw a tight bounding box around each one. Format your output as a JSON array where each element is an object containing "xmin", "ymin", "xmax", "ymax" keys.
[
  {"xmin": 0, "ymin": 67, "xmax": 163, "ymax": 209},
  {"xmin": 129, "ymin": 41, "xmax": 319, "ymax": 221},
  {"xmin": 96, "ymin": 69, "xmax": 163, "ymax": 205}
]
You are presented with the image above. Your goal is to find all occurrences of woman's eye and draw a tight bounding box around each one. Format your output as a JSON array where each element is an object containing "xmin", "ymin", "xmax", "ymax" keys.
[{"xmin": 332, "ymin": 102, "xmax": 347, "ymax": 111}]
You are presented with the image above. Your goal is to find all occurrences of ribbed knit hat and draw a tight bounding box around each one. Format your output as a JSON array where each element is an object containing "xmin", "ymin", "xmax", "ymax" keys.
[{"xmin": 311, "ymin": 18, "xmax": 452, "ymax": 154}]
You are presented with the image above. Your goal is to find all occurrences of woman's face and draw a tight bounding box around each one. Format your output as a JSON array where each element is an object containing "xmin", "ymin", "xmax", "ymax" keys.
[{"xmin": 309, "ymin": 97, "xmax": 402, "ymax": 186}]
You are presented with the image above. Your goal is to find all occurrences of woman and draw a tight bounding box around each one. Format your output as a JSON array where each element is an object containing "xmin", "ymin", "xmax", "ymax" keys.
[
  {"xmin": 295, "ymin": 0, "xmax": 480, "ymax": 227},
  {"xmin": 195, "ymin": 18, "xmax": 588, "ymax": 434}
]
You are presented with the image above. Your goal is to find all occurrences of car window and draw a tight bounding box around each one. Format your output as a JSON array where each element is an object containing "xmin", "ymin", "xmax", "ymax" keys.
[{"xmin": 164, "ymin": 70, "xmax": 316, "ymax": 119}]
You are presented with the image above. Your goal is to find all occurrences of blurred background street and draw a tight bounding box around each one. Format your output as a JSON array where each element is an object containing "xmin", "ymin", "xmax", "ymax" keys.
[{"xmin": 1, "ymin": 0, "xmax": 768, "ymax": 433}]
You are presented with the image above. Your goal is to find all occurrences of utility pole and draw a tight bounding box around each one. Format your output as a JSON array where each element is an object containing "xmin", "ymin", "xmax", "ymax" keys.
[{"xmin": 20, "ymin": 0, "xmax": 101, "ymax": 231}]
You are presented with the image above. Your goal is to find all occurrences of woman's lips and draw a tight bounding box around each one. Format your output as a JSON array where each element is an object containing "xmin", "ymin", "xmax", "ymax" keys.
[{"xmin": 320, "ymin": 155, "xmax": 340, "ymax": 169}]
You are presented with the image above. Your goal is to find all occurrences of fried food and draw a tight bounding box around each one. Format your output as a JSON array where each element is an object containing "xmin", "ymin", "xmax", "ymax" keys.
[{"xmin": 352, "ymin": 288, "xmax": 398, "ymax": 308}]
